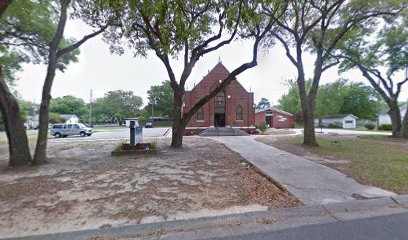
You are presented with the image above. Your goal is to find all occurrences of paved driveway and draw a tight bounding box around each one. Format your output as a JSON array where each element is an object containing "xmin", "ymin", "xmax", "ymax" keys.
[{"xmin": 208, "ymin": 135, "xmax": 395, "ymax": 205}]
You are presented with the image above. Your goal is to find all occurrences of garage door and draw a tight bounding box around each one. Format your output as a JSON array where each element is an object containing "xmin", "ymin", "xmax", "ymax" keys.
[{"xmin": 343, "ymin": 120, "xmax": 354, "ymax": 128}]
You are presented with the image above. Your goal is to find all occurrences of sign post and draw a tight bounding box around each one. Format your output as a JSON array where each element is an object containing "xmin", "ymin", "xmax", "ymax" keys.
[{"xmin": 129, "ymin": 121, "xmax": 136, "ymax": 146}]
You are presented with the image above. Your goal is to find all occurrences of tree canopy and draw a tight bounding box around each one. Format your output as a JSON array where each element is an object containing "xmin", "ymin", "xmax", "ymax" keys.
[
  {"xmin": 146, "ymin": 80, "xmax": 174, "ymax": 117},
  {"xmin": 266, "ymin": 0, "xmax": 401, "ymax": 146},
  {"xmin": 49, "ymin": 95, "xmax": 87, "ymax": 118},
  {"xmin": 333, "ymin": 7, "xmax": 407, "ymax": 135},
  {"xmin": 256, "ymin": 97, "xmax": 271, "ymax": 109},
  {"xmin": 93, "ymin": 90, "xmax": 143, "ymax": 124},
  {"xmin": 278, "ymin": 79, "xmax": 381, "ymax": 120},
  {"xmin": 101, "ymin": 0, "xmax": 285, "ymax": 147}
]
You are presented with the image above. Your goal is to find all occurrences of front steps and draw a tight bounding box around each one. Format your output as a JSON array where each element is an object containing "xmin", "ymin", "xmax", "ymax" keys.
[{"xmin": 199, "ymin": 127, "xmax": 249, "ymax": 136}]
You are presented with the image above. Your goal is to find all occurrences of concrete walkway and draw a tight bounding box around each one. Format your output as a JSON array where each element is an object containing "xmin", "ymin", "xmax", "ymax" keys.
[{"xmin": 208, "ymin": 136, "xmax": 395, "ymax": 205}]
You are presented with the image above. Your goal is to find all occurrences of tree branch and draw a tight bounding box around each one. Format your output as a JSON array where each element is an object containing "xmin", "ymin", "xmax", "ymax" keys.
[
  {"xmin": 57, "ymin": 25, "xmax": 108, "ymax": 58},
  {"xmin": 273, "ymin": 32, "xmax": 298, "ymax": 66},
  {"xmin": 181, "ymin": 16, "xmax": 275, "ymax": 124}
]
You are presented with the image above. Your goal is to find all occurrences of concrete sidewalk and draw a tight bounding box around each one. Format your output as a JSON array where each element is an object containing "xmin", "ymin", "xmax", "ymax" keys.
[
  {"xmin": 4, "ymin": 195, "xmax": 407, "ymax": 240},
  {"xmin": 208, "ymin": 136, "xmax": 395, "ymax": 205}
]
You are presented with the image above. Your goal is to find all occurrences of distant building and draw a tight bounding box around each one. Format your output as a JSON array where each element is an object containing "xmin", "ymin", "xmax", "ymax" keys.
[
  {"xmin": 377, "ymin": 105, "xmax": 407, "ymax": 126},
  {"xmin": 183, "ymin": 62, "xmax": 256, "ymax": 135},
  {"xmin": 315, "ymin": 114, "xmax": 358, "ymax": 129},
  {"xmin": 24, "ymin": 115, "xmax": 39, "ymax": 129},
  {"xmin": 255, "ymin": 107, "xmax": 295, "ymax": 128},
  {"xmin": 123, "ymin": 118, "xmax": 139, "ymax": 127},
  {"xmin": 60, "ymin": 114, "xmax": 80, "ymax": 124}
]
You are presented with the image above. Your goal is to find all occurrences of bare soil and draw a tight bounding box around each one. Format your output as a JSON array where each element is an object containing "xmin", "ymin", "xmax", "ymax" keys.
[{"xmin": 0, "ymin": 137, "xmax": 299, "ymax": 238}]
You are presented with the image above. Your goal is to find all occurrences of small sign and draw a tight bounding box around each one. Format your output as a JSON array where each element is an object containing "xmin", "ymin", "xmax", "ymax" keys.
[{"xmin": 135, "ymin": 126, "xmax": 143, "ymax": 144}]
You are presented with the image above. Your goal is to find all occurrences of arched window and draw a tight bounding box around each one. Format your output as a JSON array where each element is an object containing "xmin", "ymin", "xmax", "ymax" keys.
[
  {"xmin": 236, "ymin": 105, "xmax": 243, "ymax": 120},
  {"xmin": 196, "ymin": 107, "xmax": 204, "ymax": 120}
]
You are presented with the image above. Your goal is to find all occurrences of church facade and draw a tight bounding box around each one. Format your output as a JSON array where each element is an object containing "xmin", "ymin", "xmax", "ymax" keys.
[{"xmin": 183, "ymin": 63, "xmax": 256, "ymax": 135}]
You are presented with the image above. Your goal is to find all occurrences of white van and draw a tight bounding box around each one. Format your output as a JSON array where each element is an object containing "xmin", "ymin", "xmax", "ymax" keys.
[{"xmin": 51, "ymin": 123, "xmax": 93, "ymax": 138}]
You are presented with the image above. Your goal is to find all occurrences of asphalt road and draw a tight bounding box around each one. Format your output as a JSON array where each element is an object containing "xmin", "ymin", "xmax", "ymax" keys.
[
  {"xmin": 206, "ymin": 212, "xmax": 408, "ymax": 240},
  {"xmin": 0, "ymin": 127, "xmax": 174, "ymax": 143},
  {"xmin": 47, "ymin": 127, "xmax": 171, "ymax": 142}
]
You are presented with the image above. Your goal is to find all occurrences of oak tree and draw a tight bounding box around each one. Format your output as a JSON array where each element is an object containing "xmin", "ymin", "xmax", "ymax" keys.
[
  {"xmin": 267, "ymin": 0, "xmax": 400, "ymax": 146},
  {"xmin": 334, "ymin": 8, "xmax": 407, "ymax": 136},
  {"xmin": 103, "ymin": 0, "xmax": 285, "ymax": 147}
]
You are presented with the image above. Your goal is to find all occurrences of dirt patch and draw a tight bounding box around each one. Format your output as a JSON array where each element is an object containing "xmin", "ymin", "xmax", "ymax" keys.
[{"xmin": 0, "ymin": 137, "xmax": 299, "ymax": 238}]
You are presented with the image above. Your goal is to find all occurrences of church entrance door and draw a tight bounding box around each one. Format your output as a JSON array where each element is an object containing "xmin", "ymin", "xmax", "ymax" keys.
[
  {"xmin": 214, "ymin": 91, "xmax": 226, "ymax": 127},
  {"xmin": 214, "ymin": 113, "xmax": 225, "ymax": 127}
]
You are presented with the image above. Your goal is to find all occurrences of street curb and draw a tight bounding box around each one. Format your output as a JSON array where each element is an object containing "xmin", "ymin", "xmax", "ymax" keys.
[
  {"xmin": 391, "ymin": 195, "xmax": 408, "ymax": 208},
  {"xmin": 4, "ymin": 195, "xmax": 408, "ymax": 240}
]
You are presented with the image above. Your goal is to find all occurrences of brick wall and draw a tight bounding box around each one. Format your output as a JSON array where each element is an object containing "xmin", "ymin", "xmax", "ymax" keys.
[
  {"xmin": 254, "ymin": 112, "xmax": 266, "ymax": 126},
  {"xmin": 184, "ymin": 62, "xmax": 255, "ymax": 128},
  {"xmin": 255, "ymin": 110, "xmax": 295, "ymax": 128},
  {"xmin": 272, "ymin": 112, "xmax": 295, "ymax": 128}
]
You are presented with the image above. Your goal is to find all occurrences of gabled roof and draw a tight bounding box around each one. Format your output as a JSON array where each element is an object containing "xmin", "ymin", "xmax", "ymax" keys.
[
  {"xmin": 321, "ymin": 114, "xmax": 358, "ymax": 119},
  {"xmin": 189, "ymin": 62, "xmax": 248, "ymax": 93},
  {"xmin": 255, "ymin": 107, "xmax": 294, "ymax": 116},
  {"xmin": 60, "ymin": 114, "xmax": 79, "ymax": 120},
  {"xmin": 378, "ymin": 105, "xmax": 407, "ymax": 115}
]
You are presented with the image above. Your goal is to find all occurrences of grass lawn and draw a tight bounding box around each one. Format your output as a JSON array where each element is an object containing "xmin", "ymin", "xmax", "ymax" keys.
[
  {"xmin": 353, "ymin": 126, "xmax": 391, "ymax": 132},
  {"xmin": 0, "ymin": 135, "xmax": 40, "ymax": 146},
  {"xmin": 262, "ymin": 128, "xmax": 296, "ymax": 135},
  {"xmin": 257, "ymin": 135, "xmax": 408, "ymax": 194}
]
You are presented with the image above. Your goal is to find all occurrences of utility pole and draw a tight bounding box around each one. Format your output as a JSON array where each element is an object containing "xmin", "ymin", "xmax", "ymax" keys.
[
  {"xmin": 89, "ymin": 89, "xmax": 93, "ymax": 126},
  {"xmin": 151, "ymin": 97, "xmax": 157, "ymax": 123},
  {"xmin": 151, "ymin": 98, "xmax": 154, "ymax": 123}
]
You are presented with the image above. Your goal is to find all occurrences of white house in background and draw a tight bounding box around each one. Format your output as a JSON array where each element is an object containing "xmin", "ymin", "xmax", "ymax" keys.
[
  {"xmin": 60, "ymin": 114, "xmax": 80, "ymax": 124},
  {"xmin": 314, "ymin": 114, "xmax": 358, "ymax": 129},
  {"xmin": 377, "ymin": 105, "xmax": 407, "ymax": 126},
  {"xmin": 24, "ymin": 115, "xmax": 39, "ymax": 129},
  {"xmin": 123, "ymin": 118, "xmax": 139, "ymax": 127}
]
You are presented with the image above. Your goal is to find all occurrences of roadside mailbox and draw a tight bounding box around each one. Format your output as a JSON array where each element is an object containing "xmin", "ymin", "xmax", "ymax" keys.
[{"xmin": 135, "ymin": 126, "xmax": 143, "ymax": 144}]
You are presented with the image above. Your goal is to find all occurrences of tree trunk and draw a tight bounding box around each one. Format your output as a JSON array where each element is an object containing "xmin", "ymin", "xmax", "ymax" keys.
[
  {"xmin": 33, "ymin": 65, "xmax": 57, "ymax": 164},
  {"xmin": 388, "ymin": 103, "xmax": 401, "ymax": 137},
  {"xmin": 401, "ymin": 103, "xmax": 408, "ymax": 138},
  {"xmin": 171, "ymin": 89, "xmax": 184, "ymax": 148},
  {"xmin": 296, "ymin": 63, "xmax": 319, "ymax": 147},
  {"xmin": 303, "ymin": 104, "xmax": 318, "ymax": 146},
  {"xmin": 0, "ymin": 69, "xmax": 31, "ymax": 166},
  {"xmin": 299, "ymin": 92, "xmax": 319, "ymax": 146},
  {"xmin": 0, "ymin": 0, "xmax": 12, "ymax": 17}
]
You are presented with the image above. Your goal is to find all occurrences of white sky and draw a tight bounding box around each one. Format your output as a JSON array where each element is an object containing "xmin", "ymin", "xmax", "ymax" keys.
[{"xmin": 15, "ymin": 20, "xmax": 408, "ymax": 107}]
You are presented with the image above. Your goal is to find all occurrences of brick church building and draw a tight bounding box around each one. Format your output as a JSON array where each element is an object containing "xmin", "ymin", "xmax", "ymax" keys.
[{"xmin": 183, "ymin": 62, "xmax": 256, "ymax": 135}]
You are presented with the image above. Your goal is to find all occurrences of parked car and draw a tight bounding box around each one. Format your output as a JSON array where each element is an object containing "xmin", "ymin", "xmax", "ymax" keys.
[
  {"xmin": 51, "ymin": 123, "xmax": 93, "ymax": 138},
  {"xmin": 145, "ymin": 122, "xmax": 153, "ymax": 128}
]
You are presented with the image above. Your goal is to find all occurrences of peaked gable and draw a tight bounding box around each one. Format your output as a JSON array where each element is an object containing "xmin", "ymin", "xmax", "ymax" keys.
[{"xmin": 190, "ymin": 62, "xmax": 249, "ymax": 94}]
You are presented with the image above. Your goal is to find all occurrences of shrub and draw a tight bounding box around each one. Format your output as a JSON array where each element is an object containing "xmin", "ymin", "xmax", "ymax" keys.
[
  {"xmin": 365, "ymin": 123, "xmax": 375, "ymax": 130},
  {"xmin": 49, "ymin": 112, "xmax": 65, "ymax": 124},
  {"xmin": 257, "ymin": 122, "xmax": 268, "ymax": 133},
  {"xmin": 327, "ymin": 122, "xmax": 342, "ymax": 128},
  {"xmin": 378, "ymin": 124, "xmax": 393, "ymax": 131},
  {"xmin": 150, "ymin": 141, "xmax": 158, "ymax": 150},
  {"xmin": 113, "ymin": 142, "xmax": 123, "ymax": 151}
]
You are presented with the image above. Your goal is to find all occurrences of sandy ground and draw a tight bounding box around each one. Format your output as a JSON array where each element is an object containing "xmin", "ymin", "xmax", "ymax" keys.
[{"xmin": 0, "ymin": 137, "xmax": 299, "ymax": 238}]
